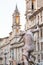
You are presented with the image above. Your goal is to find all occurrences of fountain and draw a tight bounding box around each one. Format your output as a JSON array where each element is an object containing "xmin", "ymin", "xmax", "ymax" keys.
[{"xmin": 21, "ymin": 30, "xmax": 36, "ymax": 65}]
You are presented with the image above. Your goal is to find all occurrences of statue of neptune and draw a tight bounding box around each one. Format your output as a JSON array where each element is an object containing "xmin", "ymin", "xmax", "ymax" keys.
[{"xmin": 22, "ymin": 30, "xmax": 35, "ymax": 65}]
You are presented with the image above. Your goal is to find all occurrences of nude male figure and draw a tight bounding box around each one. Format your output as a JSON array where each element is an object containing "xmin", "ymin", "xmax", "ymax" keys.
[{"xmin": 22, "ymin": 30, "xmax": 34, "ymax": 65}]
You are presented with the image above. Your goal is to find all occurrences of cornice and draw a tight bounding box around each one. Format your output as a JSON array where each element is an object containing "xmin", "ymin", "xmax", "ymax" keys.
[
  {"xmin": 29, "ymin": 7, "xmax": 43, "ymax": 19},
  {"xmin": 10, "ymin": 42, "xmax": 24, "ymax": 49}
]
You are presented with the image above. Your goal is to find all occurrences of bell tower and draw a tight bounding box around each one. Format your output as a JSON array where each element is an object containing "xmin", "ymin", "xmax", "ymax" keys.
[{"xmin": 12, "ymin": 5, "xmax": 21, "ymax": 35}]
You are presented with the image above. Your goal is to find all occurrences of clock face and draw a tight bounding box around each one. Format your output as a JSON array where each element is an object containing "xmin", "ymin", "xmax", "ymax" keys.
[{"xmin": 16, "ymin": 28, "xmax": 19, "ymax": 33}]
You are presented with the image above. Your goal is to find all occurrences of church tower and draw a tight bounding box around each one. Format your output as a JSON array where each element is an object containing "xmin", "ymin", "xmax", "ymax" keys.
[{"xmin": 12, "ymin": 5, "xmax": 21, "ymax": 35}]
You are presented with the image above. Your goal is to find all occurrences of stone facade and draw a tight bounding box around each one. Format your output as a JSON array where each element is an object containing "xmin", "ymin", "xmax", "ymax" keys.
[
  {"xmin": 25, "ymin": 0, "xmax": 43, "ymax": 64},
  {"xmin": 0, "ymin": 0, "xmax": 43, "ymax": 65},
  {"xmin": 0, "ymin": 6, "xmax": 24, "ymax": 65},
  {"xmin": 0, "ymin": 37, "xmax": 10, "ymax": 65},
  {"xmin": 29, "ymin": 7, "xmax": 43, "ymax": 64}
]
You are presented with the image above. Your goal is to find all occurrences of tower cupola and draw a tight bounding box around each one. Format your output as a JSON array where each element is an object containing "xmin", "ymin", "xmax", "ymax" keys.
[{"xmin": 12, "ymin": 5, "xmax": 21, "ymax": 34}]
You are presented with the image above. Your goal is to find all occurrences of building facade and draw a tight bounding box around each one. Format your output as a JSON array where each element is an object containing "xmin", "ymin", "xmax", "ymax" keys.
[
  {"xmin": 0, "ymin": 6, "xmax": 24, "ymax": 65},
  {"xmin": 0, "ymin": 0, "xmax": 43, "ymax": 65},
  {"xmin": 25, "ymin": 0, "xmax": 43, "ymax": 64}
]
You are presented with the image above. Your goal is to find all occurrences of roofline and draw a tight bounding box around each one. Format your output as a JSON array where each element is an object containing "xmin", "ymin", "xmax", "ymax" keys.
[{"xmin": 0, "ymin": 37, "xmax": 9, "ymax": 41}]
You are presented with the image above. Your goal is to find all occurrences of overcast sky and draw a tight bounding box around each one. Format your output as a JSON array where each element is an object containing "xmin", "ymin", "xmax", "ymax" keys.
[{"xmin": 0, "ymin": 0, "xmax": 26, "ymax": 38}]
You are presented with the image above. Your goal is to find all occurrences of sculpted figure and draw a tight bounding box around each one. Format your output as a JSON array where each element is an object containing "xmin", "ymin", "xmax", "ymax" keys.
[{"xmin": 22, "ymin": 30, "xmax": 35, "ymax": 65}]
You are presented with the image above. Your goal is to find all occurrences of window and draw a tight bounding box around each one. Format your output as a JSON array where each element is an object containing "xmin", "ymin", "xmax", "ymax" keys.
[
  {"xmin": 16, "ymin": 16, "xmax": 19, "ymax": 25},
  {"xmin": 40, "ymin": 12, "xmax": 42, "ymax": 22},
  {"xmin": 11, "ymin": 49, "xmax": 14, "ymax": 60},
  {"xmin": 32, "ymin": 0, "xmax": 34, "ymax": 10},
  {"xmin": 32, "ymin": 2, "xmax": 34, "ymax": 10},
  {"xmin": 41, "ymin": 53, "xmax": 43, "ymax": 60},
  {"xmin": 16, "ymin": 28, "xmax": 19, "ymax": 33},
  {"xmin": 41, "ymin": 28, "xmax": 42, "ymax": 38},
  {"xmin": 41, "ymin": 42, "xmax": 43, "ymax": 51},
  {"xmin": 32, "ymin": 0, "xmax": 35, "ymax": 10},
  {"xmin": 38, "ymin": 55, "xmax": 40, "ymax": 62},
  {"xmin": 38, "ymin": 16, "xmax": 39, "ymax": 23}
]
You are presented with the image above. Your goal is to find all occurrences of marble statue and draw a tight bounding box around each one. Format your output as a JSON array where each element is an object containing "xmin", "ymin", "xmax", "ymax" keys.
[{"xmin": 22, "ymin": 30, "xmax": 35, "ymax": 65}]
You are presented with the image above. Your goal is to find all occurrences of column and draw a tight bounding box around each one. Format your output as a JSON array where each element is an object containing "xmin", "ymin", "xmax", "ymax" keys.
[
  {"xmin": 16, "ymin": 47, "xmax": 20, "ymax": 63},
  {"xmin": 42, "ymin": 27, "xmax": 43, "ymax": 38},
  {"xmin": 19, "ymin": 48, "xmax": 22, "ymax": 62},
  {"xmin": 42, "ymin": 11, "xmax": 43, "ymax": 23},
  {"xmin": 39, "ymin": 28, "xmax": 41, "ymax": 51},
  {"xmin": 36, "ymin": 32, "xmax": 38, "ymax": 51},
  {"xmin": 39, "ymin": 28, "xmax": 41, "ymax": 62},
  {"xmin": 14, "ymin": 49, "xmax": 17, "ymax": 61}
]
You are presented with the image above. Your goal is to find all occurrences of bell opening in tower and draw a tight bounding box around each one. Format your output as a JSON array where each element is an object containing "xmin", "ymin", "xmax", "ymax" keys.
[{"xmin": 16, "ymin": 16, "xmax": 19, "ymax": 25}]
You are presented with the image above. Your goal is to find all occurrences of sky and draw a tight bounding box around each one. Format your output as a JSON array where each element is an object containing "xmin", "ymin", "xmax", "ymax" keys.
[{"xmin": 0, "ymin": 0, "xmax": 26, "ymax": 38}]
